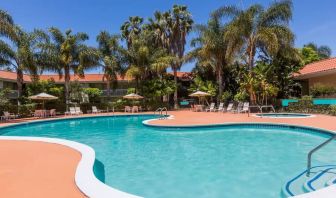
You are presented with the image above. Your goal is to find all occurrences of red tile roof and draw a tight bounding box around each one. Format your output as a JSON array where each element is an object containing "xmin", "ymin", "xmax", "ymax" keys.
[
  {"xmin": 0, "ymin": 70, "xmax": 32, "ymax": 82},
  {"xmin": 0, "ymin": 70, "xmax": 191, "ymax": 83},
  {"xmin": 294, "ymin": 58, "xmax": 336, "ymax": 79}
]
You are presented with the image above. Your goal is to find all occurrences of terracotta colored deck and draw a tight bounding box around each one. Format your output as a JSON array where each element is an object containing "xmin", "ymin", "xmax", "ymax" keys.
[
  {"xmin": 149, "ymin": 111, "xmax": 336, "ymax": 131},
  {"xmin": 1, "ymin": 110, "xmax": 336, "ymax": 197},
  {"xmin": 0, "ymin": 140, "xmax": 85, "ymax": 198}
]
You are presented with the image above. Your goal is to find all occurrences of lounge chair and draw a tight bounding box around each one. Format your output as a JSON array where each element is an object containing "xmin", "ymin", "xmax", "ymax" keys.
[
  {"xmin": 226, "ymin": 103, "xmax": 234, "ymax": 112},
  {"xmin": 69, "ymin": 107, "xmax": 77, "ymax": 116},
  {"xmin": 33, "ymin": 110, "xmax": 43, "ymax": 118},
  {"xmin": 233, "ymin": 102, "xmax": 244, "ymax": 113},
  {"xmin": 49, "ymin": 109, "xmax": 56, "ymax": 117},
  {"xmin": 75, "ymin": 107, "xmax": 83, "ymax": 115},
  {"xmin": 92, "ymin": 106, "xmax": 102, "ymax": 114},
  {"xmin": 132, "ymin": 106, "xmax": 139, "ymax": 113},
  {"xmin": 205, "ymin": 103, "xmax": 216, "ymax": 112},
  {"xmin": 125, "ymin": 106, "xmax": 132, "ymax": 113},
  {"xmin": 216, "ymin": 103, "xmax": 224, "ymax": 112},
  {"xmin": 239, "ymin": 102, "xmax": 249, "ymax": 113},
  {"xmin": 2, "ymin": 111, "xmax": 18, "ymax": 120}
]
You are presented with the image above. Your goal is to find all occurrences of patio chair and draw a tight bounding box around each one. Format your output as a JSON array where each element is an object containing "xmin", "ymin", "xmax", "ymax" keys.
[
  {"xmin": 69, "ymin": 107, "xmax": 77, "ymax": 116},
  {"xmin": 75, "ymin": 107, "xmax": 83, "ymax": 115},
  {"xmin": 92, "ymin": 106, "xmax": 102, "ymax": 114},
  {"xmin": 33, "ymin": 110, "xmax": 43, "ymax": 118},
  {"xmin": 3, "ymin": 111, "xmax": 18, "ymax": 120},
  {"xmin": 132, "ymin": 106, "xmax": 139, "ymax": 113},
  {"xmin": 233, "ymin": 102, "xmax": 244, "ymax": 113},
  {"xmin": 205, "ymin": 103, "xmax": 216, "ymax": 112},
  {"xmin": 125, "ymin": 106, "xmax": 132, "ymax": 113},
  {"xmin": 226, "ymin": 103, "xmax": 234, "ymax": 112},
  {"xmin": 49, "ymin": 109, "xmax": 56, "ymax": 117},
  {"xmin": 239, "ymin": 102, "xmax": 249, "ymax": 113},
  {"xmin": 216, "ymin": 103, "xmax": 224, "ymax": 112}
]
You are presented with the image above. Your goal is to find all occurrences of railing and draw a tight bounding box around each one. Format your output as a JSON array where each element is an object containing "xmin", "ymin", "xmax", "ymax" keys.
[
  {"xmin": 307, "ymin": 135, "xmax": 336, "ymax": 177},
  {"xmin": 6, "ymin": 90, "xmax": 18, "ymax": 99},
  {"xmin": 101, "ymin": 89, "xmax": 128, "ymax": 97},
  {"xmin": 154, "ymin": 107, "xmax": 168, "ymax": 119}
]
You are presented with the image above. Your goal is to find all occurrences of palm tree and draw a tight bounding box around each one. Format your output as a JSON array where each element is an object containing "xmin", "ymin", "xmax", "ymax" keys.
[
  {"xmin": 189, "ymin": 9, "xmax": 241, "ymax": 102},
  {"xmin": 121, "ymin": 16, "xmax": 144, "ymax": 48},
  {"xmin": 0, "ymin": 25, "xmax": 46, "ymax": 99},
  {"xmin": 40, "ymin": 27, "xmax": 99, "ymax": 105},
  {"xmin": 96, "ymin": 31, "xmax": 126, "ymax": 97},
  {"xmin": 217, "ymin": 0, "xmax": 293, "ymax": 102}
]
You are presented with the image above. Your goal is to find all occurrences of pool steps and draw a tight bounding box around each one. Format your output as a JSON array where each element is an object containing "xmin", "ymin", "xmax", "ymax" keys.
[{"xmin": 282, "ymin": 165, "xmax": 336, "ymax": 197}]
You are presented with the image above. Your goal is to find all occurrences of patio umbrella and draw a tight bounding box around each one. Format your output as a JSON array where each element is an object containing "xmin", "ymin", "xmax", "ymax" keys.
[
  {"xmin": 29, "ymin": 92, "xmax": 58, "ymax": 109},
  {"xmin": 189, "ymin": 91, "xmax": 210, "ymax": 104},
  {"xmin": 123, "ymin": 93, "xmax": 144, "ymax": 105}
]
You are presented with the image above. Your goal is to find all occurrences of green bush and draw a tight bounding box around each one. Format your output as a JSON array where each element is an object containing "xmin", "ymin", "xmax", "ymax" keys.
[
  {"xmin": 310, "ymin": 83, "xmax": 336, "ymax": 97},
  {"xmin": 18, "ymin": 104, "xmax": 36, "ymax": 117},
  {"xmin": 83, "ymin": 88, "xmax": 102, "ymax": 103},
  {"xmin": 329, "ymin": 105, "xmax": 336, "ymax": 116}
]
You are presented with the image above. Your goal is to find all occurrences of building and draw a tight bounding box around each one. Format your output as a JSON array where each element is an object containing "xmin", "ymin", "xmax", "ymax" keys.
[
  {"xmin": 0, "ymin": 70, "xmax": 191, "ymax": 99},
  {"xmin": 294, "ymin": 58, "xmax": 336, "ymax": 95}
]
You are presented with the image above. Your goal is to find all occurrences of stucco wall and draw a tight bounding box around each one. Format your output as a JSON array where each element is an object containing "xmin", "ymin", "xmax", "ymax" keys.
[{"xmin": 309, "ymin": 73, "xmax": 336, "ymax": 87}]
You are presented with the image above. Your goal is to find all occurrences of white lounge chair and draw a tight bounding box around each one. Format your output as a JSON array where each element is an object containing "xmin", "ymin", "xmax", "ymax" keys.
[
  {"xmin": 233, "ymin": 102, "xmax": 244, "ymax": 113},
  {"xmin": 2, "ymin": 111, "xmax": 18, "ymax": 120},
  {"xmin": 226, "ymin": 103, "xmax": 234, "ymax": 112},
  {"xmin": 75, "ymin": 107, "xmax": 83, "ymax": 115},
  {"xmin": 125, "ymin": 106, "xmax": 131, "ymax": 113},
  {"xmin": 49, "ymin": 109, "xmax": 56, "ymax": 117},
  {"xmin": 132, "ymin": 106, "xmax": 139, "ymax": 113},
  {"xmin": 216, "ymin": 103, "xmax": 224, "ymax": 112},
  {"xmin": 92, "ymin": 106, "xmax": 102, "ymax": 114},
  {"xmin": 69, "ymin": 107, "xmax": 77, "ymax": 116},
  {"xmin": 205, "ymin": 103, "xmax": 216, "ymax": 112},
  {"xmin": 239, "ymin": 102, "xmax": 249, "ymax": 113}
]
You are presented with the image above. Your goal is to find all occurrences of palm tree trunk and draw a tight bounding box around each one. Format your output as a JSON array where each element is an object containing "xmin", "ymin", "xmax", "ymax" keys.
[
  {"xmin": 16, "ymin": 68, "xmax": 24, "ymax": 100},
  {"xmin": 173, "ymin": 68, "xmax": 178, "ymax": 109},
  {"xmin": 64, "ymin": 66, "xmax": 70, "ymax": 108},
  {"xmin": 217, "ymin": 64, "xmax": 223, "ymax": 104}
]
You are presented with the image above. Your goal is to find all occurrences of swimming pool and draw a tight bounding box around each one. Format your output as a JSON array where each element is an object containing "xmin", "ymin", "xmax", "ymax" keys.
[
  {"xmin": 255, "ymin": 113, "xmax": 313, "ymax": 118},
  {"xmin": 1, "ymin": 115, "xmax": 336, "ymax": 198}
]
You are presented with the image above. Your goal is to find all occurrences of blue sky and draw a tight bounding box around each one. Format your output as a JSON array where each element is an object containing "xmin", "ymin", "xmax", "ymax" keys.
[{"xmin": 1, "ymin": 0, "xmax": 335, "ymax": 72}]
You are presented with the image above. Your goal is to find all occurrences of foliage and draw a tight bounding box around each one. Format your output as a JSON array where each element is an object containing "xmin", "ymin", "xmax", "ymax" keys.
[
  {"xmin": 304, "ymin": 42, "xmax": 332, "ymax": 60},
  {"xmin": 0, "ymin": 88, "xmax": 10, "ymax": 112},
  {"xmin": 310, "ymin": 83, "xmax": 336, "ymax": 97},
  {"xmin": 26, "ymin": 79, "xmax": 63, "ymax": 97},
  {"xmin": 329, "ymin": 105, "xmax": 336, "ymax": 116},
  {"xmin": 221, "ymin": 91, "xmax": 232, "ymax": 103},
  {"xmin": 189, "ymin": 76, "xmax": 217, "ymax": 97},
  {"xmin": 142, "ymin": 79, "xmax": 176, "ymax": 99},
  {"xmin": 18, "ymin": 103, "xmax": 36, "ymax": 117},
  {"xmin": 69, "ymin": 81, "xmax": 83, "ymax": 102},
  {"xmin": 234, "ymin": 90, "xmax": 249, "ymax": 102},
  {"xmin": 300, "ymin": 46, "xmax": 320, "ymax": 65},
  {"xmin": 127, "ymin": 88, "xmax": 136, "ymax": 94},
  {"xmin": 83, "ymin": 88, "xmax": 102, "ymax": 102},
  {"xmin": 288, "ymin": 96, "xmax": 314, "ymax": 113}
]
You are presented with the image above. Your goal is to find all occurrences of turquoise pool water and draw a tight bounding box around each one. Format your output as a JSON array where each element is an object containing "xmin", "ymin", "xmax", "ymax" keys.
[
  {"xmin": 256, "ymin": 113, "xmax": 312, "ymax": 118},
  {"xmin": 1, "ymin": 115, "xmax": 336, "ymax": 198}
]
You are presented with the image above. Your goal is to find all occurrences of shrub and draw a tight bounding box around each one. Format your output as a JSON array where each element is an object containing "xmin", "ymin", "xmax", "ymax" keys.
[
  {"xmin": 310, "ymin": 83, "xmax": 336, "ymax": 97},
  {"xmin": 329, "ymin": 105, "xmax": 336, "ymax": 116},
  {"xmin": 83, "ymin": 88, "xmax": 102, "ymax": 103}
]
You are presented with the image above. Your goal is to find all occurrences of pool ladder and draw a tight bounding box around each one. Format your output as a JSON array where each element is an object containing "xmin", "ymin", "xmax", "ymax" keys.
[
  {"xmin": 306, "ymin": 135, "xmax": 336, "ymax": 176},
  {"xmin": 154, "ymin": 107, "xmax": 168, "ymax": 119}
]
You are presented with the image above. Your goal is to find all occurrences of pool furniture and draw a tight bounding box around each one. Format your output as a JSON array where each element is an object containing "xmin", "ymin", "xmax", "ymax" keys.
[
  {"xmin": 205, "ymin": 103, "xmax": 215, "ymax": 112},
  {"xmin": 233, "ymin": 102, "xmax": 243, "ymax": 113},
  {"xmin": 239, "ymin": 102, "xmax": 249, "ymax": 113},
  {"xmin": 92, "ymin": 106, "xmax": 102, "ymax": 114},
  {"xmin": 194, "ymin": 105, "xmax": 204, "ymax": 112},
  {"xmin": 1, "ymin": 111, "xmax": 18, "ymax": 121},
  {"xmin": 49, "ymin": 109, "xmax": 56, "ymax": 117},
  {"xmin": 75, "ymin": 107, "xmax": 83, "ymax": 115},
  {"xmin": 125, "ymin": 106, "xmax": 131, "ymax": 113},
  {"xmin": 226, "ymin": 103, "xmax": 234, "ymax": 112},
  {"xmin": 216, "ymin": 103, "xmax": 224, "ymax": 112},
  {"xmin": 132, "ymin": 106, "xmax": 139, "ymax": 113},
  {"xmin": 69, "ymin": 107, "xmax": 77, "ymax": 116}
]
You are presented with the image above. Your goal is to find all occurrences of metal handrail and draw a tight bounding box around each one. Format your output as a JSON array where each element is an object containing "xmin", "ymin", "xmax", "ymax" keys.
[
  {"xmin": 307, "ymin": 135, "xmax": 336, "ymax": 177},
  {"xmin": 161, "ymin": 107, "xmax": 168, "ymax": 118},
  {"xmin": 154, "ymin": 107, "xmax": 168, "ymax": 119}
]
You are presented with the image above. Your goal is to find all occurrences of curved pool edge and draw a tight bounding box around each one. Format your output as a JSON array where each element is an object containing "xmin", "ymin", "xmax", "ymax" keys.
[
  {"xmin": 0, "ymin": 136, "xmax": 142, "ymax": 198},
  {"xmin": 253, "ymin": 113, "xmax": 315, "ymax": 119}
]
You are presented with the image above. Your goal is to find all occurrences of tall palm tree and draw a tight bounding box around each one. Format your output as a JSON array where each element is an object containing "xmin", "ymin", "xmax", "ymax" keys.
[
  {"xmin": 97, "ymin": 31, "xmax": 126, "ymax": 97},
  {"xmin": 217, "ymin": 0, "xmax": 293, "ymax": 102},
  {"xmin": 0, "ymin": 9, "xmax": 15, "ymax": 39},
  {"xmin": 189, "ymin": 9, "xmax": 241, "ymax": 102},
  {"xmin": 0, "ymin": 25, "xmax": 45, "ymax": 99},
  {"xmin": 121, "ymin": 16, "xmax": 144, "ymax": 48},
  {"xmin": 40, "ymin": 27, "xmax": 99, "ymax": 105}
]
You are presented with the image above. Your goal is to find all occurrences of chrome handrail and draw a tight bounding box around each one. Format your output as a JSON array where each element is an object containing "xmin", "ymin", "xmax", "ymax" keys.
[
  {"xmin": 307, "ymin": 135, "xmax": 336, "ymax": 177},
  {"xmin": 154, "ymin": 107, "xmax": 168, "ymax": 119}
]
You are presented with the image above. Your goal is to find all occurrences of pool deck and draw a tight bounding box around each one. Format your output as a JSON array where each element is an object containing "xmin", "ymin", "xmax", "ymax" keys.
[{"xmin": 1, "ymin": 110, "xmax": 336, "ymax": 197}]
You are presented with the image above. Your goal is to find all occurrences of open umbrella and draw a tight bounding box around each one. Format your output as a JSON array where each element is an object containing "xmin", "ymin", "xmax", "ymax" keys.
[
  {"xmin": 29, "ymin": 92, "xmax": 58, "ymax": 109},
  {"xmin": 189, "ymin": 91, "xmax": 210, "ymax": 104},
  {"xmin": 123, "ymin": 93, "xmax": 144, "ymax": 100}
]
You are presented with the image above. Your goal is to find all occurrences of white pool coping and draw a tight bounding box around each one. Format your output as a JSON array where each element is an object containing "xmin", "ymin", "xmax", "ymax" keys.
[{"xmin": 0, "ymin": 136, "xmax": 142, "ymax": 198}]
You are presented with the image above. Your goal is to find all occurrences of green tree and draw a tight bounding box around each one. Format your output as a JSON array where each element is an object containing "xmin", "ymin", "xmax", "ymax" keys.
[
  {"xmin": 97, "ymin": 31, "xmax": 126, "ymax": 97},
  {"xmin": 300, "ymin": 46, "xmax": 320, "ymax": 65},
  {"xmin": 304, "ymin": 42, "xmax": 332, "ymax": 60},
  {"xmin": 39, "ymin": 28, "xmax": 99, "ymax": 105}
]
